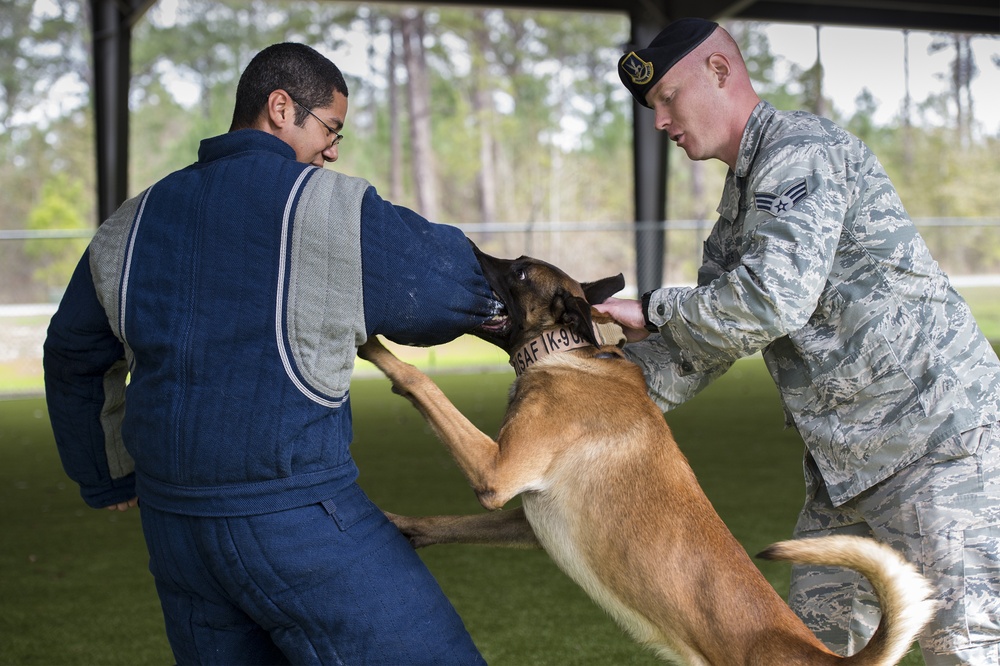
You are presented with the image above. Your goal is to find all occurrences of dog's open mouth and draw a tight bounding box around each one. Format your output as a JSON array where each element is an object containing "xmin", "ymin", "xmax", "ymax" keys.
[{"xmin": 474, "ymin": 295, "xmax": 512, "ymax": 347}]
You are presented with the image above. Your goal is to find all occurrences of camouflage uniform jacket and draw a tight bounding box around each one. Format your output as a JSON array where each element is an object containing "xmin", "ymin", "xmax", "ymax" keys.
[{"xmin": 627, "ymin": 101, "xmax": 1000, "ymax": 506}]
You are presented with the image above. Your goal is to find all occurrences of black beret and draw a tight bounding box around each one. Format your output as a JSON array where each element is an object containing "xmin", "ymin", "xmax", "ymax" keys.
[{"xmin": 618, "ymin": 18, "xmax": 718, "ymax": 109}]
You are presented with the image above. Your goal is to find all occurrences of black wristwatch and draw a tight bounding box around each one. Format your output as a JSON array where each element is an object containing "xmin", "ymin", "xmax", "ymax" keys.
[{"xmin": 640, "ymin": 290, "xmax": 660, "ymax": 332}]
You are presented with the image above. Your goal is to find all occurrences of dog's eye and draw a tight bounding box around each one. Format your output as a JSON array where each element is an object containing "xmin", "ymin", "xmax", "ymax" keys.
[{"xmin": 515, "ymin": 269, "xmax": 528, "ymax": 281}]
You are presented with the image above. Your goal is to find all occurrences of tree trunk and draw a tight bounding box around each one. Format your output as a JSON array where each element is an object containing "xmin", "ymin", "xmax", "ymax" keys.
[
  {"xmin": 951, "ymin": 33, "xmax": 974, "ymax": 148},
  {"xmin": 810, "ymin": 25, "xmax": 825, "ymax": 117},
  {"xmin": 470, "ymin": 10, "xmax": 497, "ymax": 224},
  {"xmin": 902, "ymin": 30, "xmax": 914, "ymax": 177},
  {"xmin": 387, "ymin": 17, "xmax": 404, "ymax": 201},
  {"xmin": 400, "ymin": 8, "xmax": 438, "ymax": 220}
]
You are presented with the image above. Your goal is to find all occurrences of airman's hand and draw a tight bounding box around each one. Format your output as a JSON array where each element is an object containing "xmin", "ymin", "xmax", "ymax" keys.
[{"xmin": 593, "ymin": 297, "xmax": 650, "ymax": 343}]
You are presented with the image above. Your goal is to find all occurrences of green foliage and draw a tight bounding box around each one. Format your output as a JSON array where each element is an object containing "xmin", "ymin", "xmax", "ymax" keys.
[
  {"xmin": 846, "ymin": 88, "xmax": 881, "ymax": 144},
  {"xmin": 1, "ymin": 2, "xmax": 998, "ymax": 303},
  {"xmin": 24, "ymin": 173, "xmax": 90, "ymax": 292},
  {"xmin": 1, "ymin": 77, "xmax": 95, "ymax": 302},
  {"xmin": 0, "ymin": 0, "xmax": 83, "ymax": 130},
  {"xmin": 732, "ymin": 21, "xmax": 804, "ymax": 113},
  {"xmin": 128, "ymin": 0, "xmax": 361, "ymax": 193}
]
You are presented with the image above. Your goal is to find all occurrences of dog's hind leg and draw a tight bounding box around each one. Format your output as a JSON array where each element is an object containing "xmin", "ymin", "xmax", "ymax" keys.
[{"xmin": 386, "ymin": 508, "xmax": 541, "ymax": 549}]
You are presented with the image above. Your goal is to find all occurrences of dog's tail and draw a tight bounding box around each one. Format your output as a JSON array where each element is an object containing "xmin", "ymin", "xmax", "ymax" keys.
[{"xmin": 758, "ymin": 535, "xmax": 936, "ymax": 666}]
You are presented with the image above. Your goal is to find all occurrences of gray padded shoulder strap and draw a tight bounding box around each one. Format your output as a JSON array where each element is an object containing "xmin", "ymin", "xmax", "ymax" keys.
[
  {"xmin": 89, "ymin": 188, "xmax": 152, "ymax": 343},
  {"xmin": 87, "ymin": 190, "xmax": 148, "ymax": 481},
  {"xmin": 282, "ymin": 169, "xmax": 370, "ymax": 403}
]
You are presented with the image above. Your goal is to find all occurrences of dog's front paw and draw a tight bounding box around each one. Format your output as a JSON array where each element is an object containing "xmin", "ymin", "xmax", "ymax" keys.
[
  {"xmin": 358, "ymin": 336, "xmax": 389, "ymax": 363},
  {"xmin": 385, "ymin": 511, "xmax": 440, "ymax": 549},
  {"xmin": 358, "ymin": 338, "xmax": 422, "ymax": 398}
]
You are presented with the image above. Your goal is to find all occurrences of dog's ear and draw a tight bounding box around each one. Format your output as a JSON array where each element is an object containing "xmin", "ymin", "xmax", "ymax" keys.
[
  {"xmin": 554, "ymin": 291, "xmax": 600, "ymax": 347},
  {"xmin": 581, "ymin": 273, "xmax": 625, "ymax": 304}
]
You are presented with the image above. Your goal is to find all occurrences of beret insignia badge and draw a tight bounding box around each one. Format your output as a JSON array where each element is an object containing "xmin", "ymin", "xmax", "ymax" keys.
[
  {"xmin": 754, "ymin": 178, "xmax": 809, "ymax": 217},
  {"xmin": 621, "ymin": 52, "xmax": 654, "ymax": 85}
]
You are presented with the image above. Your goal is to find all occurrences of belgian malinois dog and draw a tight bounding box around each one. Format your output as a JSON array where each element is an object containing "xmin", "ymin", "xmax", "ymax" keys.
[{"xmin": 357, "ymin": 248, "xmax": 934, "ymax": 665}]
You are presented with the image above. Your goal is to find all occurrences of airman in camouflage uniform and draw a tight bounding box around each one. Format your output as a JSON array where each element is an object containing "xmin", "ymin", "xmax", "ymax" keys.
[{"xmin": 602, "ymin": 18, "xmax": 1000, "ymax": 665}]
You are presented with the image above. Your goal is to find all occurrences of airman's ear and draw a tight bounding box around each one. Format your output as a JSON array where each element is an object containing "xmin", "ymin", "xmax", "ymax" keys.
[{"xmin": 708, "ymin": 53, "xmax": 731, "ymax": 86}]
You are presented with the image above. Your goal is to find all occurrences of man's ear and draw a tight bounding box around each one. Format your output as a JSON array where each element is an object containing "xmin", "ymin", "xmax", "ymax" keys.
[
  {"xmin": 265, "ymin": 89, "xmax": 294, "ymax": 129},
  {"xmin": 708, "ymin": 53, "xmax": 731, "ymax": 86}
]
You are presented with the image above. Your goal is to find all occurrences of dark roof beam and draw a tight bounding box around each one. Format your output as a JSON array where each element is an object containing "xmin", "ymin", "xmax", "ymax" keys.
[{"xmin": 726, "ymin": 1, "xmax": 998, "ymax": 32}]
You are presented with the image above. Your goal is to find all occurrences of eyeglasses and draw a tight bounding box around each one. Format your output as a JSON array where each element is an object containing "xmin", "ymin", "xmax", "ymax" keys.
[{"xmin": 291, "ymin": 97, "xmax": 344, "ymax": 147}]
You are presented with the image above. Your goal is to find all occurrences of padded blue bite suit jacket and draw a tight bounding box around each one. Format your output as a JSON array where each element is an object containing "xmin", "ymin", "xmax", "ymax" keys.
[{"xmin": 44, "ymin": 129, "xmax": 498, "ymax": 516}]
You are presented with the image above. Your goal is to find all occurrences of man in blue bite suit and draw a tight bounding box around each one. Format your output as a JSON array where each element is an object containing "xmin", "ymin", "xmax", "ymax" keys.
[{"xmin": 44, "ymin": 42, "xmax": 496, "ymax": 665}]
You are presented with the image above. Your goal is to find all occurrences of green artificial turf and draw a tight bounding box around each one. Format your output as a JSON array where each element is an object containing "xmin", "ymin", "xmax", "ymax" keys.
[
  {"xmin": 0, "ymin": 401, "xmax": 168, "ymax": 665},
  {"xmin": 1, "ymin": 357, "xmax": 925, "ymax": 664}
]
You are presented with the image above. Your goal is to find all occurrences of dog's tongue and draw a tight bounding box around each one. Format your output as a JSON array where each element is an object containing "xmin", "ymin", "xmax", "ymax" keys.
[
  {"xmin": 474, "ymin": 294, "xmax": 516, "ymax": 351},
  {"xmin": 478, "ymin": 317, "xmax": 507, "ymax": 334}
]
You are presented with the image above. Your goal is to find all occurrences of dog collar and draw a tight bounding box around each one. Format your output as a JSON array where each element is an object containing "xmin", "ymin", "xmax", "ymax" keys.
[{"xmin": 509, "ymin": 321, "xmax": 626, "ymax": 376}]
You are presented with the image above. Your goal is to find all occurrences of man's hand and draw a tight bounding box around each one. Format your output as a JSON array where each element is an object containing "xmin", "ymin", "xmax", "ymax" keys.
[
  {"xmin": 106, "ymin": 497, "xmax": 139, "ymax": 512},
  {"xmin": 593, "ymin": 297, "xmax": 651, "ymax": 343}
]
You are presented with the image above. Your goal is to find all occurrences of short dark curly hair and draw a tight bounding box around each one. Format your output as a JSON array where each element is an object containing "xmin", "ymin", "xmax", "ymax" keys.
[{"xmin": 229, "ymin": 43, "xmax": 349, "ymax": 131}]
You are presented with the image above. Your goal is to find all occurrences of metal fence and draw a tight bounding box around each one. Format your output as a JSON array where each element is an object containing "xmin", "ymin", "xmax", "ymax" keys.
[
  {"xmin": 3, "ymin": 218, "xmax": 999, "ymax": 304},
  {"xmin": 457, "ymin": 218, "xmax": 1000, "ymax": 293},
  {"xmin": 3, "ymin": 218, "xmax": 998, "ymax": 395}
]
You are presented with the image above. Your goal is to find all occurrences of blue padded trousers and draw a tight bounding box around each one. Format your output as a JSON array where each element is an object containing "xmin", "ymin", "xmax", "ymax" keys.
[{"xmin": 139, "ymin": 482, "xmax": 485, "ymax": 665}]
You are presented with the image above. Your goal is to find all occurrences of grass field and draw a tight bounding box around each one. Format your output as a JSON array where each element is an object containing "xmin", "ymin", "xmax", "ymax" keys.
[{"xmin": 0, "ymin": 354, "xmax": 929, "ymax": 665}]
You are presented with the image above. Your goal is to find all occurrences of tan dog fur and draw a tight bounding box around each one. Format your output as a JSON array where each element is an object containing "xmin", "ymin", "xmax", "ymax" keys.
[{"xmin": 357, "ymin": 251, "xmax": 935, "ymax": 665}]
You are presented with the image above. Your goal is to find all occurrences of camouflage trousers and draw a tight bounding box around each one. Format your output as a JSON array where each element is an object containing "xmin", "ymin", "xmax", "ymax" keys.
[{"xmin": 789, "ymin": 423, "xmax": 1000, "ymax": 665}]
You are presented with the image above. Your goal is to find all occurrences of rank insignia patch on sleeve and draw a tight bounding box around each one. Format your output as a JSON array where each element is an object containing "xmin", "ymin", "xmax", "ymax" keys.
[{"xmin": 754, "ymin": 178, "xmax": 809, "ymax": 216}]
